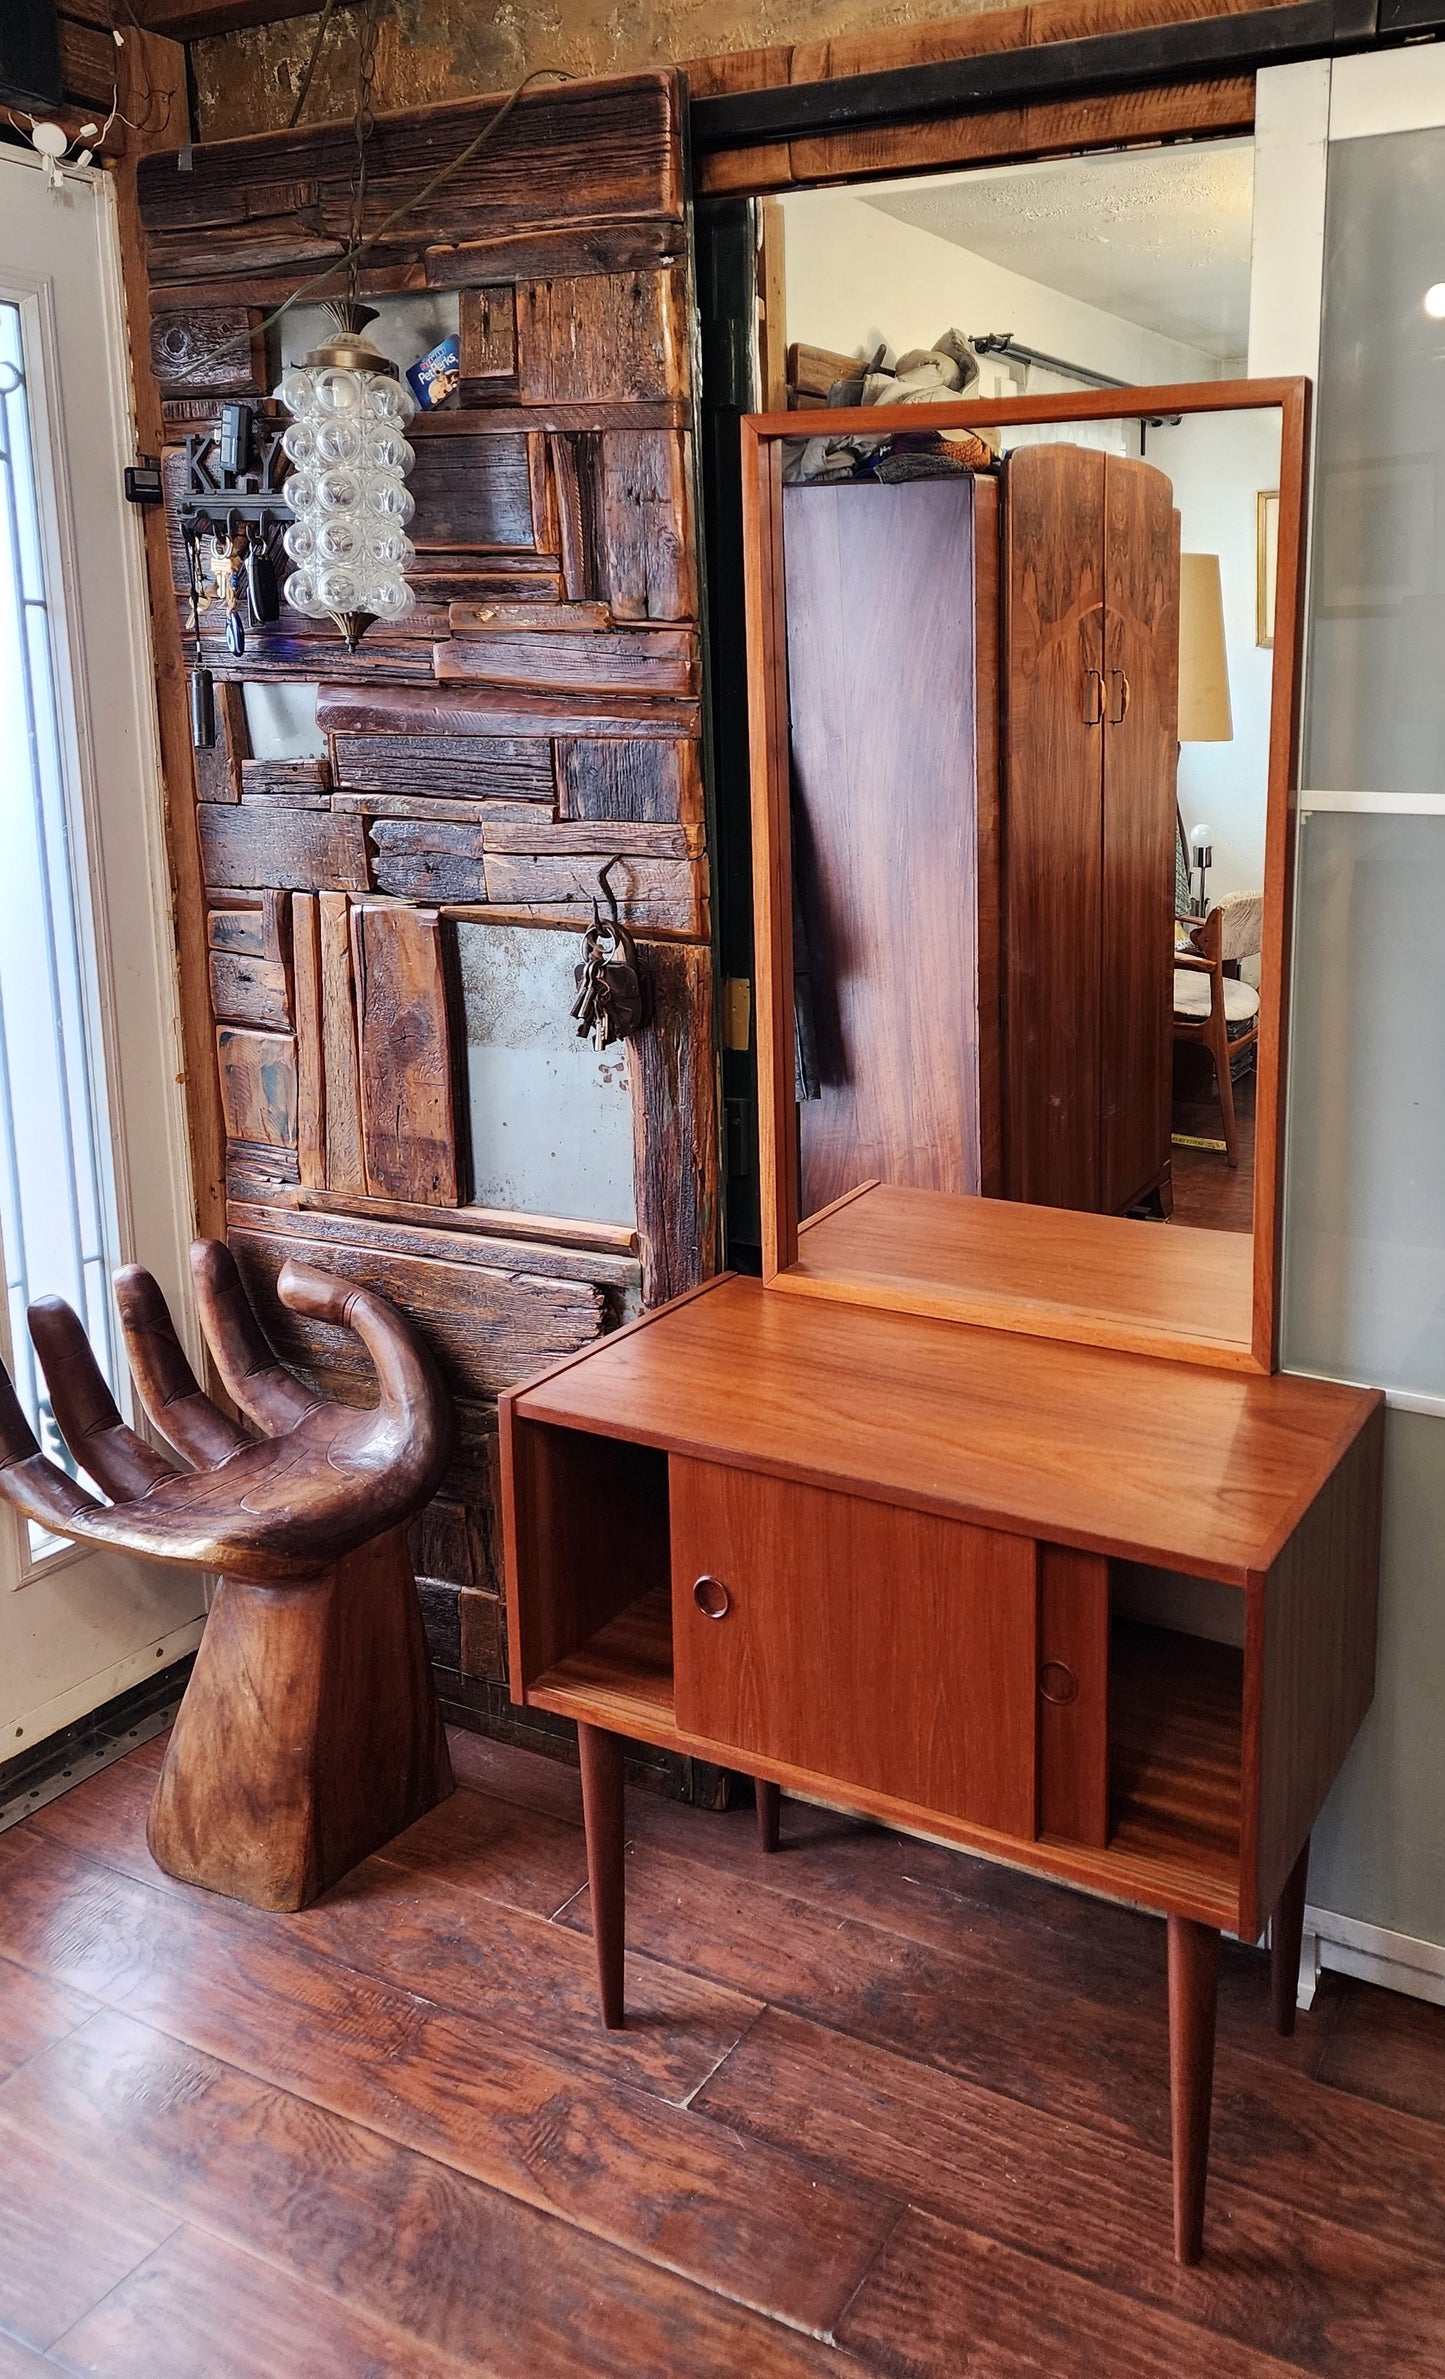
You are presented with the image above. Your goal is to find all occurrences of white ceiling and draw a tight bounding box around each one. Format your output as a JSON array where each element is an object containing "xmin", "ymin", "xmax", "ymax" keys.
[{"xmin": 864, "ymin": 141, "xmax": 1255, "ymax": 362}]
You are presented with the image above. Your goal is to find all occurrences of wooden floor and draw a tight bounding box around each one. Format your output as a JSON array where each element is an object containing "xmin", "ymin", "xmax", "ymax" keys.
[
  {"xmin": 1171, "ymin": 1067, "xmax": 1256, "ymax": 1234},
  {"xmin": 2, "ymin": 1732, "xmax": 1445, "ymax": 2377}
]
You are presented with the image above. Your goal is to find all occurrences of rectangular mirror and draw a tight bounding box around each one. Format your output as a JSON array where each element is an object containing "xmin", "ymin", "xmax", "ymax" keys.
[{"xmin": 742, "ymin": 379, "xmax": 1308, "ymax": 1370}]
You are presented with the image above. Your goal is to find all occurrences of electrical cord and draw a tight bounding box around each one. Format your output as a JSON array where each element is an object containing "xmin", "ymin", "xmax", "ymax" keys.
[{"xmin": 162, "ymin": 60, "xmax": 571, "ymax": 384}]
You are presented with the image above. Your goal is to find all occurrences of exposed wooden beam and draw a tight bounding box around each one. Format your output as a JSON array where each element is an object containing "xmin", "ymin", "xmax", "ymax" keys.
[{"xmin": 129, "ymin": 0, "xmax": 362, "ymax": 41}]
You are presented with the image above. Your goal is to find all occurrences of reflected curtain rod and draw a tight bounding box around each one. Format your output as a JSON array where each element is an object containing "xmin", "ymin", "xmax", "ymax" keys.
[{"xmin": 970, "ymin": 334, "xmax": 1131, "ymax": 393}]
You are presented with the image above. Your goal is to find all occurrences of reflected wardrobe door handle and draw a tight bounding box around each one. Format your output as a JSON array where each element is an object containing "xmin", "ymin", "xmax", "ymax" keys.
[
  {"xmin": 1083, "ymin": 667, "xmax": 1105, "ymax": 726},
  {"xmin": 1108, "ymin": 667, "xmax": 1131, "ymax": 725},
  {"xmin": 693, "ymin": 1574, "xmax": 731, "ymax": 1620}
]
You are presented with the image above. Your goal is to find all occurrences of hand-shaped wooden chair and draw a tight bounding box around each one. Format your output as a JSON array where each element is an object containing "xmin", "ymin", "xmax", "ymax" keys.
[{"xmin": 0, "ymin": 1240, "xmax": 454, "ymax": 1911}]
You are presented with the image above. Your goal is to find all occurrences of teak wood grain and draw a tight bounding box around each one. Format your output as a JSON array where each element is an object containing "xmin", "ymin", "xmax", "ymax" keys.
[
  {"xmin": 784, "ymin": 477, "xmax": 984, "ymax": 1216},
  {"xmin": 787, "ymin": 1180, "xmax": 1254, "ymax": 1366},
  {"xmin": 670, "ymin": 1458, "xmax": 1037, "ymax": 1835},
  {"xmin": 740, "ymin": 381, "xmax": 1309, "ymax": 1371},
  {"xmin": 507, "ymin": 1275, "xmax": 1377, "ymax": 1593}
]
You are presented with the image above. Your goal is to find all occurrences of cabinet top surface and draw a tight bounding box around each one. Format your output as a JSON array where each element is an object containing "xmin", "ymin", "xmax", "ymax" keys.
[{"xmin": 512, "ymin": 1275, "xmax": 1380, "ymax": 1583}]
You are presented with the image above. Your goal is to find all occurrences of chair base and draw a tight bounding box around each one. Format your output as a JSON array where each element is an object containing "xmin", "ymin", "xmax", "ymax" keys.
[{"xmin": 147, "ymin": 1523, "xmax": 453, "ymax": 1912}]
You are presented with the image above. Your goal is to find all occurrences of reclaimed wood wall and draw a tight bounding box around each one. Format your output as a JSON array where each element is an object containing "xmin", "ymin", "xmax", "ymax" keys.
[{"xmin": 132, "ymin": 72, "xmax": 718, "ymax": 1724}]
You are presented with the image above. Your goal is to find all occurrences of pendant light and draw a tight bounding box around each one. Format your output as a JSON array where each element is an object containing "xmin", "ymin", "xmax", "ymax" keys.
[
  {"xmin": 277, "ymin": 304, "xmax": 416, "ymax": 651},
  {"xmin": 274, "ymin": 0, "xmax": 416, "ymax": 652}
]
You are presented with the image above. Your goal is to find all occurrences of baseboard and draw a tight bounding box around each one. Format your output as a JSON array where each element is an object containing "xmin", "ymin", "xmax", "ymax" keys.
[{"xmin": 1300, "ymin": 1904, "xmax": 1445, "ymax": 2011}]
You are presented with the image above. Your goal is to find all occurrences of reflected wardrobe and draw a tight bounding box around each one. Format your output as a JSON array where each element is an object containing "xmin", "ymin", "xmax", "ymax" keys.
[{"xmin": 784, "ymin": 443, "xmax": 1180, "ymax": 1220}]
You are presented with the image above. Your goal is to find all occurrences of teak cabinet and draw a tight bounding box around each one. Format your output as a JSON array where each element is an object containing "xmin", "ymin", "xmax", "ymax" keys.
[
  {"xmin": 501, "ymin": 1275, "xmax": 1384, "ymax": 2264},
  {"xmin": 782, "ymin": 445, "xmax": 1178, "ymax": 1224}
]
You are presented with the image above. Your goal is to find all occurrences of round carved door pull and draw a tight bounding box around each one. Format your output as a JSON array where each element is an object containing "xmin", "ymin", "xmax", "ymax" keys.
[
  {"xmin": 1039, "ymin": 1659, "xmax": 1079, "ymax": 1705},
  {"xmin": 694, "ymin": 1574, "xmax": 731, "ymax": 1620}
]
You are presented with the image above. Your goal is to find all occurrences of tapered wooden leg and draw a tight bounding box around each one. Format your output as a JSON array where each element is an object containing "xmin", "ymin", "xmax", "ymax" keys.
[
  {"xmin": 1271, "ymin": 1837, "xmax": 1311, "ymax": 2038},
  {"xmin": 1167, "ymin": 1915, "xmax": 1219, "ymax": 2265},
  {"xmin": 578, "ymin": 1722, "xmax": 625, "ymax": 2030},
  {"xmin": 756, "ymin": 1778, "xmax": 781, "ymax": 1853}
]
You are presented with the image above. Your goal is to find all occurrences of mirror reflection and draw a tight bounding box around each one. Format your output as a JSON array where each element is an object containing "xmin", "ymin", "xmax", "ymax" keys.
[{"xmin": 781, "ymin": 403, "xmax": 1282, "ymax": 1248}]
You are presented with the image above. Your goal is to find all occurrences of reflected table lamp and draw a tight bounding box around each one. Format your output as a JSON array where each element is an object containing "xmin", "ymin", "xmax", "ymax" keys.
[{"xmin": 1178, "ymin": 552, "xmax": 1233, "ymax": 917}]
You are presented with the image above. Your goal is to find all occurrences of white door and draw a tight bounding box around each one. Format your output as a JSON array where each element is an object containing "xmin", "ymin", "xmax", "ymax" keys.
[
  {"xmin": 1252, "ymin": 47, "xmax": 1445, "ymax": 1407},
  {"xmin": 1252, "ymin": 51, "xmax": 1445, "ymax": 1985},
  {"xmin": 0, "ymin": 148, "xmax": 205, "ymax": 1759}
]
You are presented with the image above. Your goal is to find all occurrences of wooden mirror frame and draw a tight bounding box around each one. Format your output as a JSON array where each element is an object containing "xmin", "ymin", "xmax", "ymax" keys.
[{"xmin": 741, "ymin": 376, "xmax": 1310, "ymax": 1374}]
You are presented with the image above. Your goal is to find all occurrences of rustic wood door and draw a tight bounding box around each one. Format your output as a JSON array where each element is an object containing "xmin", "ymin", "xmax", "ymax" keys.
[
  {"xmin": 1100, "ymin": 456, "xmax": 1179, "ymax": 1214},
  {"xmin": 670, "ymin": 1455, "xmax": 1038, "ymax": 1833},
  {"xmin": 132, "ymin": 73, "xmax": 717, "ymax": 1699},
  {"xmin": 1002, "ymin": 442, "xmax": 1107, "ymax": 1210}
]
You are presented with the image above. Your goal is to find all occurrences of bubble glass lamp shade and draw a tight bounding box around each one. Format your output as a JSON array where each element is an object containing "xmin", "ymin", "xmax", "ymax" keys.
[{"xmin": 276, "ymin": 305, "xmax": 417, "ymax": 652}]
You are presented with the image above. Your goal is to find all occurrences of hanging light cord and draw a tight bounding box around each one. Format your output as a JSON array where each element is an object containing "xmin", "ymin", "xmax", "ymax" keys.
[
  {"xmin": 288, "ymin": 0, "xmax": 341, "ymax": 131},
  {"xmin": 165, "ymin": 49, "xmax": 571, "ymax": 382},
  {"xmin": 345, "ymin": 0, "xmax": 381, "ymax": 313}
]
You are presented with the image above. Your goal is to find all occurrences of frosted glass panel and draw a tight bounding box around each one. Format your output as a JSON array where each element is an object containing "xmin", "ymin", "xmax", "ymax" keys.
[
  {"xmin": 1284, "ymin": 812, "xmax": 1445, "ymax": 1394},
  {"xmin": 1305, "ymin": 128, "xmax": 1445, "ymax": 792},
  {"xmin": 457, "ymin": 923, "xmax": 635, "ymax": 1228}
]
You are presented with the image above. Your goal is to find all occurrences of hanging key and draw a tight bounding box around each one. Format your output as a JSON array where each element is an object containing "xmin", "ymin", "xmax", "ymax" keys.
[
  {"xmin": 223, "ymin": 523, "xmax": 248, "ymax": 658},
  {"xmin": 246, "ymin": 524, "xmax": 280, "ymax": 625}
]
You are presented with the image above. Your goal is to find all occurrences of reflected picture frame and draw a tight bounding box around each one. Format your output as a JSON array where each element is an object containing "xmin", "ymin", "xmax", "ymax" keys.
[{"xmin": 1257, "ymin": 487, "xmax": 1279, "ymax": 647}]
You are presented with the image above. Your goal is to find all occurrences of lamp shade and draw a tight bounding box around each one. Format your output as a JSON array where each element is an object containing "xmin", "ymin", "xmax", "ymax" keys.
[{"xmin": 1178, "ymin": 552, "xmax": 1233, "ymax": 742}]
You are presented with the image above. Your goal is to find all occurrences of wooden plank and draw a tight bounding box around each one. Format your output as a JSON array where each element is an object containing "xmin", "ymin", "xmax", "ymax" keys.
[
  {"xmin": 428, "ymin": 220, "xmax": 685, "ymax": 290},
  {"xmin": 408, "ymin": 431, "xmax": 538, "ymax": 553},
  {"xmin": 207, "ymin": 950, "xmax": 291, "ymax": 1031},
  {"xmin": 330, "ymin": 733, "xmax": 556, "ymax": 804},
  {"xmin": 317, "ymin": 892, "xmax": 364, "ymax": 1195},
  {"xmin": 703, "ymin": 2006, "xmax": 1445, "ymax": 2379},
  {"xmin": 436, "ymin": 628, "xmax": 697, "ymax": 696},
  {"xmin": 599, "ymin": 431, "xmax": 696, "ymax": 621},
  {"xmin": 227, "ymin": 1224, "xmax": 610, "ymax": 1402},
  {"xmin": 215, "ymin": 1026, "xmax": 297, "ymax": 1152},
  {"xmin": 318, "ymin": 681, "xmax": 699, "ymax": 741},
  {"xmin": 198, "ymin": 802, "xmax": 370, "ymax": 894},
  {"xmin": 556, "ymin": 737, "xmax": 702, "ymax": 827},
  {"xmin": 149, "ymin": 306, "xmax": 266, "ymax": 394},
  {"xmin": 53, "ymin": 2225, "xmax": 476, "ymax": 2379},
  {"xmin": 369, "ymin": 820, "xmax": 487, "ymax": 904},
  {"xmin": 290, "ymin": 893, "xmax": 326, "ymax": 1191},
  {"xmin": 1252, "ymin": 1406, "xmax": 1385, "ymax": 1936},
  {"xmin": 206, "ymin": 903, "xmax": 266, "ymax": 957},
  {"xmin": 517, "ymin": 270, "xmax": 690, "ymax": 406},
  {"xmin": 351, "ymin": 903, "xmax": 460, "ymax": 1207},
  {"xmin": 483, "ymin": 853, "xmax": 706, "ymax": 936},
  {"xmin": 230, "ymin": 1196, "xmax": 639, "ymax": 1282},
  {"xmin": 550, "ymin": 430, "xmax": 601, "ymax": 603},
  {"xmin": 449, "ymin": 600, "xmax": 612, "ymax": 634},
  {"xmin": 457, "ymin": 286, "xmax": 517, "ymax": 402},
  {"xmin": 193, "ymin": 677, "xmax": 250, "ymax": 806},
  {"xmin": 239, "ymin": 759, "xmax": 332, "ymax": 799},
  {"xmin": 59, "ymin": 17, "xmax": 120, "ymax": 107},
  {"xmin": 627, "ymin": 938, "xmax": 719, "ymax": 1304},
  {"xmin": 479, "ymin": 818, "xmax": 701, "ymax": 859},
  {"xmin": 0, "ymin": 2112, "xmax": 176, "ymax": 2362}
]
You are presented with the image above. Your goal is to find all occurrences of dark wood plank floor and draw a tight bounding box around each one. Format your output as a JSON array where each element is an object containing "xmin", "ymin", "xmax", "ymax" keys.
[{"xmin": 2, "ymin": 1729, "xmax": 1444, "ymax": 2375}]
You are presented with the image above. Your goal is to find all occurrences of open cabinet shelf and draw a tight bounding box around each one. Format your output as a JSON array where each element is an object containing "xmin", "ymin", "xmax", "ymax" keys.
[
  {"xmin": 1109, "ymin": 1619, "xmax": 1243, "ymax": 1896},
  {"xmin": 530, "ymin": 1584, "xmax": 678, "ymax": 1741}
]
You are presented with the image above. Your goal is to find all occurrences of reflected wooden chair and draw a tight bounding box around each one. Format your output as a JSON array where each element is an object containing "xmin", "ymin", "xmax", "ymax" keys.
[
  {"xmin": 0, "ymin": 1239, "xmax": 454, "ymax": 1911},
  {"xmin": 1173, "ymin": 907, "xmax": 1261, "ymax": 1167}
]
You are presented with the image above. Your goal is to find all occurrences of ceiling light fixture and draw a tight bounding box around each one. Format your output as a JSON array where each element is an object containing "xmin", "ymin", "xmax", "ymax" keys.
[
  {"xmin": 1425, "ymin": 282, "xmax": 1445, "ymax": 319},
  {"xmin": 274, "ymin": 0, "xmax": 416, "ymax": 652}
]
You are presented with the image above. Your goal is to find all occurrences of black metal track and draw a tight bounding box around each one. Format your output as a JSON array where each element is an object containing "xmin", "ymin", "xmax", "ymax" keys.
[{"xmin": 689, "ymin": 0, "xmax": 1441, "ymax": 151}]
